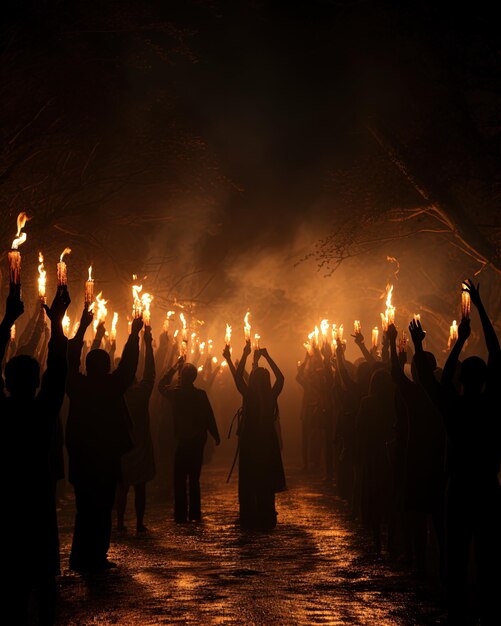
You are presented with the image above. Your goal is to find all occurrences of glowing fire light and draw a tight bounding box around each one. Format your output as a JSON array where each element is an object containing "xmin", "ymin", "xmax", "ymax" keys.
[
  {"xmin": 212, "ymin": 356, "xmax": 218, "ymax": 365},
  {"xmin": 199, "ymin": 341, "xmax": 206, "ymax": 355},
  {"xmin": 399, "ymin": 330, "xmax": 408, "ymax": 353},
  {"xmin": 413, "ymin": 313, "xmax": 421, "ymax": 323},
  {"xmin": 93, "ymin": 292, "xmax": 108, "ymax": 332},
  {"xmin": 132, "ymin": 279, "xmax": 143, "ymax": 319},
  {"xmin": 383, "ymin": 283, "xmax": 395, "ymax": 328},
  {"xmin": 141, "ymin": 292, "xmax": 153, "ymax": 326},
  {"xmin": 372, "ymin": 326, "xmax": 379, "ymax": 348},
  {"xmin": 448, "ymin": 320, "xmax": 458, "ymax": 349},
  {"xmin": 163, "ymin": 310, "xmax": 175, "ymax": 333},
  {"xmin": 62, "ymin": 314, "xmax": 71, "ymax": 337},
  {"xmin": 244, "ymin": 311, "xmax": 251, "ymax": 342},
  {"xmin": 461, "ymin": 282, "xmax": 470, "ymax": 320},
  {"xmin": 57, "ymin": 248, "xmax": 71, "ymax": 286},
  {"xmin": 338, "ymin": 324, "xmax": 344, "ymax": 343},
  {"xmin": 8, "ymin": 212, "xmax": 29, "ymax": 285},
  {"xmin": 10, "ymin": 324, "xmax": 16, "ymax": 341},
  {"xmin": 71, "ymin": 321, "xmax": 80, "ymax": 338},
  {"xmin": 254, "ymin": 333, "xmax": 261, "ymax": 350},
  {"xmin": 110, "ymin": 312, "xmax": 118, "ymax": 341},
  {"xmin": 85, "ymin": 266, "xmax": 94, "ymax": 306},
  {"xmin": 225, "ymin": 323, "xmax": 232, "ymax": 346},
  {"xmin": 38, "ymin": 252, "xmax": 47, "ymax": 302},
  {"xmin": 354, "ymin": 320, "xmax": 361, "ymax": 334},
  {"xmin": 320, "ymin": 319, "xmax": 329, "ymax": 343},
  {"xmin": 208, "ymin": 339, "xmax": 213, "ymax": 355}
]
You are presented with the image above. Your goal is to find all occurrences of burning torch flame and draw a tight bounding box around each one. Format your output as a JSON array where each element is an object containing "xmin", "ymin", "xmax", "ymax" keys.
[
  {"xmin": 372, "ymin": 326, "xmax": 379, "ymax": 349},
  {"xmin": 413, "ymin": 313, "xmax": 421, "ymax": 323},
  {"xmin": 110, "ymin": 312, "xmax": 118, "ymax": 341},
  {"xmin": 38, "ymin": 252, "xmax": 47, "ymax": 301},
  {"xmin": 141, "ymin": 292, "xmax": 153, "ymax": 326},
  {"xmin": 93, "ymin": 292, "xmax": 108, "ymax": 332},
  {"xmin": 448, "ymin": 320, "xmax": 458, "ymax": 349},
  {"xmin": 254, "ymin": 333, "xmax": 261, "ymax": 350},
  {"xmin": 62, "ymin": 314, "xmax": 71, "ymax": 337},
  {"xmin": 11, "ymin": 212, "xmax": 29, "ymax": 249},
  {"xmin": 132, "ymin": 282, "xmax": 143, "ymax": 319},
  {"xmin": 244, "ymin": 311, "xmax": 251, "ymax": 342},
  {"xmin": 354, "ymin": 320, "xmax": 361, "ymax": 335},
  {"xmin": 59, "ymin": 248, "xmax": 71, "ymax": 263},
  {"xmin": 225, "ymin": 323, "xmax": 232, "ymax": 346},
  {"xmin": 10, "ymin": 324, "xmax": 16, "ymax": 341},
  {"xmin": 461, "ymin": 282, "xmax": 470, "ymax": 320},
  {"xmin": 180, "ymin": 312, "xmax": 188, "ymax": 342},
  {"xmin": 163, "ymin": 310, "xmax": 175, "ymax": 333},
  {"xmin": 320, "ymin": 319, "xmax": 329, "ymax": 342},
  {"xmin": 385, "ymin": 284, "xmax": 395, "ymax": 327}
]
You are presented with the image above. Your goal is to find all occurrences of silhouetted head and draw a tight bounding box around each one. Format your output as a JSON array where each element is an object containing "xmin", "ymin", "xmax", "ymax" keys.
[
  {"xmin": 5, "ymin": 355, "xmax": 40, "ymax": 398},
  {"xmin": 86, "ymin": 349, "xmax": 111, "ymax": 378},
  {"xmin": 356, "ymin": 361, "xmax": 371, "ymax": 393},
  {"xmin": 249, "ymin": 366, "xmax": 272, "ymax": 396},
  {"xmin": 460, "ymin": 356, "xmax": 487, "ymax": 394},
  {"xmin": 369, "ymin": 368, "xmax": 393, "ymax": 398},
  {"xmin": 411, "ymin": 351, "xmax": 437, "ymax": 384},
  {"xmin": 180, "ymin": 363, "xmax": 197, "ymax": 386}
]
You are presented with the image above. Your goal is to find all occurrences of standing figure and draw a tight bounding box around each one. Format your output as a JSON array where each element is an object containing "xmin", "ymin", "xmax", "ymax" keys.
[
  {"xmin": 1, "ymin": 285, "xmax": 70, "ymax": 625},
  {"xmin": 116, "ymin": 326, "xmax": 156, "ymax": 532},
  {"xmin": 158, "ymin": 357, "xmax": 220, "ymax": 523},
  {"xmin": 66, "ymin": 309, "xmax": 142, "ymax": 573},
  {"xmin": 225, "ymin": 342, "xmax": 286, "ymax": 529}
]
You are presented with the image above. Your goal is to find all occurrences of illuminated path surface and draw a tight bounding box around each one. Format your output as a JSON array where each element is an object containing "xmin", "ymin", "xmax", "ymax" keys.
[{"xmin": 56, "ymin": 468, "xmax": 444, "ymax": 625}]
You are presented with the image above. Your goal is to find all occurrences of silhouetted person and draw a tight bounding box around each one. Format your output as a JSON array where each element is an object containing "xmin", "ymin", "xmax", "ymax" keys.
[
  {"xmin": 158, "ymin": 356, "xmax": 220, "ymax": 522},
  {"xmin": 1, "ymin": 285, "xmax": 70, "ymax": 625},
  {"xmin": 227, "ymin": 342, "xmax": 285, "ymax": 529},
  {"xmin": 410, "ymin": 280, "xmax": 501, "ymax": 625},
  {"xmin": 66, "ymin": 310, "xmax": 142, "ymax": 573},
  {"xmin": 116, "ymin": 326, "xmax": 156, "ymax": 533}
]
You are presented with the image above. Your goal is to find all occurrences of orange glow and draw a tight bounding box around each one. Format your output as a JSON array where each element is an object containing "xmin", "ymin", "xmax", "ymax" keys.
[
  {"xmin": 62, "ymin": 314, "xmax": 71, "ymax": 337},
  {"xmin": 338, "ymin": 324, "xmax": 344, "ymax": 343},
  {"xmin": 372, "ymin": 326, "xmax": 379, "ymax": 348},
  {"xmin": 93, "ymin": 291, "xmax": 108, "ymax": 332},
  {"xmin": 413, "ymin": 313, "xmax": 420, "ymax": 322},
  {"xmin": 384, "ymin": 283, "xmax": 395, "ymax": 327},
  {"xmin": 163, "ymin": 310, "xmax": 175, "ymax": 333},
  {"xmin": 448, "ymin": 320, "xmax": 458, "ymax": 349},
  {"xmin": 225, "ymin": 323, "xmax": 232, "ymax": 346},
  {"xmin": 11, "ymin": 212, "xmax": 28, "ymax": 250},
  {"xmin": 320, "ymin": 319, "xmax": 329, "ymax": 342},
  {"xmin": 253, "ymin": 333, "xmax": 261, "ymax": 350},
  {"xmin": 132, "ymin": 281, "xmax": 143, "ymax": 319},
  {"xmin": 38, "ymin": 252, "xmax": 47, "ymax": 301},
  {"xmin": 244, "ymin": 311, "xmax": 251, "ymax": 342},
  {"xmin": 8, "ymin": 212, "xmax": 29, "ymax": 284},
  {"xmin": 10, "ymin": 324, "xmax": 16, "ymax": 341},
  {"xmin": 71, "ymin": 321, "xmax": 80, "ymax": 338},
  {"xmin": 110, "ymin": 312, "xmax": 118, "ymax": 341},
  {"xmin": 461, "ymin": 282, "xmax": 470, "ymax": 319},
  {"xmin": 353, "ymin": 320, "xmax": 361, "ymax": 334},
  {"xmin": 85, "ymin": 265, "xmax": 94, "ymax": 306},
  {"xmin": 57, "ymin": 248, "xmax": 71, "ymax": 286},
  {"xmin": 141, "ymin": 292, "xmax": 153, "ymax": 326},
  {"xmin": 199, "ymin": 341, "xmax": 206, "ymax": 355}
]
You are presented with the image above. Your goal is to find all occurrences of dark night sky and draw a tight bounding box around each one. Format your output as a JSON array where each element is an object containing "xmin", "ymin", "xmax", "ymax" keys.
[{"xmin": 2, "ymin": 0, "xmax": 500, "ymax": 353}]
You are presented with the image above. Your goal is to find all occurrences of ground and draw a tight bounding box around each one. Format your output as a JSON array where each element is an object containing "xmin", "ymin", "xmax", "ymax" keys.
[{"xmin": 55, "ymin": 467, "xmax": 445, "ymax": 625}]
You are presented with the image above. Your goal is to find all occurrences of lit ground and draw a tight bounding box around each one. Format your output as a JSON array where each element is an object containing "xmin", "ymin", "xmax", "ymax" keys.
[{"xmin": 55, "ymin": 467, "xmax": 445, "ymax": 625}]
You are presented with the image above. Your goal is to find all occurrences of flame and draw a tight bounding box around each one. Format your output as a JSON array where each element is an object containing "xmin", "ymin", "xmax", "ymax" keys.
[
  {"xmin": 212, "ymin": 356, "xmax": 218, "ymax": 365},
  {"xmin": 93, "ymin": 292, "xmax": 108, "ymax": 331},
  {"xmin": 71, "ymin": 321, "xmax": 80, "ymax": 338},
  {"xmin": 354, "ymin": 320, "xmax": 361, "ymax": 334},
  {"xmin": 199, "ymin": 341, "xmax": 206, "ymax": 355},
  {"xmin": 207, "ymin": 339, "xmax": 213, "ymax": 354},
  {"xmin": 11, "ymin": 212, "xmax": 29, "ymax": 249},
  {"xmin": 38, "ymin": 252, "xmax": 47, "ymax": 299},
  {"xmin": 320, "ymin": 319, "xmax": 329, "ymax": 341},
  {"xmin": 383, "ymin": 284, "xmax": 395, "ymax": 327},
  {"xmin": 372, "ymin": 326, "xmax": 379, "ymax": 348},
  {"xmin": 59, "ymin": 247, "xmax": 71, "ymax": 263},
  {"xmin": 448, "ymin": 320, "xmax": 458, "ymax": 349},
  {"xmin": 173, "ymin": 329, "xmax": 179, "ymax": 339},
  {"xmin": 413, "ymin": 313, "xmax": 421, "ymax": 322},
  {"xmin": 254, "ymin": 333, "xmax": 261, "ymax": 350},
  {"xmin": 314, "ymin": 325, "xmax": 320, "ymax": 346},
  {"xmin": 198, "ymin": 365, "xmax": 204, "ymax": 372},
  {"xmin": 461, "ymin": 283, "xmax": 470, "ymax": 319},
  {"xmin": 221, "ymin": 360, "xmax": 228, "ymax": 368},
  {"xmin": 10, "ymin": 324, "xmax": 16, "ymax": 340},
  {"xmin": 62, "ymin": 314, "xmax": 71, "ymax": 336},
  {"xmin": 163, "ymin": 310, "xmax": 175, "ymax": 333},
  {"xmin": 132, "ymin": 281, "xmax": 143, "ymax": 318},
  {"xmin": 141, "ymin": 292, "xmax": 153, "ymax": 325},
  {"xmin": 88, "ymin": 265, "xmax": 93, "ymax": 281},
  {"xmin": 89, "ymin": 302, "xmax": 96, "ymax": 312},
  {"xmin": 338, "ymin": 324, "xmax": 344, "ymax": 343},
  {"xmin": 110, "ymin": 312, "xmax": 118, "ymax": 340},
  {"xmin": 244, "ymin": 311, "xmax": 251, "ymax": 341},
  {"xmin": 180, "ymin": 312, "xmax": 188, "ymax": 341},
  {"xmin": 225, "ymin": 323, "xmax": 232, "ymax": 346}
]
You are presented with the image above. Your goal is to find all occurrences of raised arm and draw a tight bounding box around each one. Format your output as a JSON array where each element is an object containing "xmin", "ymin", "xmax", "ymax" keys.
[
  {"xmin": 442, "ymin": 317, "xmax": 470, "ymax": 388},
  {"xmin": 67, "ymin": 306, "xmax": 93, "ymax": 378},
  {"xmin": 352, "ymin": 330, "xmax": 376, "ymax": 366},
  {"xmin": 0, "ymin": 286, "xmax": 24, "ymax": 384},
  {"xmin": 37, "ymin": 287, "xmax": 70, "ymax": 413},
  {"xmin": 139, "ymin": 326, "xmax": 155, "ymax": 395},
  {"xmin": 113, "ymin": 317, "xmax": 142, "ymax": 393},
  {"xmin": 222, "ymin": 344, "xmax": 237, "ymax": 380},
  {"xmin": 261, "ymin": 348, "xmax": 284, "ymax": 397},
  {"xmin": 409, "ymin": 319, "xmax": 441, "ymax": 401},
  {"xmin": 335, "ymin": 341, "xmax": 357, "ymax": 394},
  {"xmin": 463, "ymin": 279, "xmax": 500, "ymax": 362},
  {"xmin": 16, "ymin": 305, "xmax": 45, "ymax": 356},
  {"xmin": 234, "ymin": 342, "xmax": 251, "ymax": 396},
  {"xmin": 158, "ymin": 355, "xmax": 184, "ymax": 398},
  {"xmin": 387, "ymin": 323, "xmax": 412, "ymax": 391},
  {"xmin": 90, "ymin": 321, "xmax": 106, "ymax": 350}
]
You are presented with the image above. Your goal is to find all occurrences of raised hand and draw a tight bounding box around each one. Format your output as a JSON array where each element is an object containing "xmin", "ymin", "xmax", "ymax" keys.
[
  {"xmin": 176, "ymin": 354, "xmax": 186, "ymax": 370},
  {"xmin": 222, "ymin": 344, "xmax": 232, "ymax": 362},
  {"xmin": 79, "ymin": 305, "xmax": 94, "ymax": 331},
  {"xmin": 462, "ymin": 279, "xmax": 481, "ymax": 308},
  {"xmin": 131, "ymin": 317, "xmax": 144, "ymax": 336},
  {"xmin": 408, "ymin": 319, "xmax": 426, "ymax": 346},
  {"xmin": 242, "ymin": 340, "xmax": 251, "ymax": 357},
  {"xmin": 387, "ymin": 323, "xmax": 398, "ymax": 344},
  {"xmin": 43, "ymin": 286, "xmax": 71, "ymax": 324},
  {"xmin": 352, "ymin": 331, "xmax": 364, "ymax": 345},
  {"xmin": 458, "ymin": 317, "xmax": 471, "ymax": 342}
]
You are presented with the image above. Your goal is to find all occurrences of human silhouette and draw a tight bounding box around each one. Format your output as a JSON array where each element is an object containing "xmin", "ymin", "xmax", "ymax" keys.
[
  {"xmin": 226, "ymin": 342, "xmax": 285, "ymax": 529},
  {"xmin": 1, "ymin": 285, "xmax": 70, "ymax": 625},
  {"xmin": 66, "ymin": 309, "xmax": 142, "ymax": 573},
  {"xmin": 409, "ymin": 280, "xmax": 501, "ymax": 625},
  {"xmin": 158, "ymin": 356, "xmax": 220, "ymax": 522},
  {"xmin": 116, "ymin": 326, "xmax": 156, "ymax": 533}
]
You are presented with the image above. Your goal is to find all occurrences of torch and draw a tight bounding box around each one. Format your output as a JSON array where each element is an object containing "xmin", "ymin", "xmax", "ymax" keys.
[
  {"xmin": 448, "ymin": 320, "xmax": 458, "ymax": 349},
  {"xmin": 57, "ymin": 248, "xmax": 71, "ymax": 287},
  {"xmin": 62, "ymin": 314, "xmax": 71, "ymax": 337},
  {"xmin": 254, "ymin": 333, "xmax": 261, "ymax": 350},
  {"xmin": 385, "ymin": 284, "xmax": 395, "ymax": 326},
  {"xmin": 110, "ymin": 312, "xmax": 118, "ymax": 341},
  {"xmin": 132, "ymin": 280, "xmax": 143, "ymax": 319},
  {"xmin": 8, "ymin": 212, "xmax": 28, "ymax": 286},
  {"xmin": 141, "ymin": 292, "xmax": 153, "ymax": 326},
  {"xmin": 225, "ymin": 323, "xmax": 232, "ymax": 347},
  {"xmin": 320, "ymin": 319, "xmax": 329, "ymax": 345},
  {"xmin": 38, "ymin": 252, "xmax": 47, "ymax": 303},
  {"xmin": 244, "ymin": 311, "xmax": 251, "ymax": 343},
  {"xmin": 461, "ymin": 282, "xmax": 470, "ymax": 320},
  {"xmin": 353, "ymin": 320, "xmax": 361, "ymax": 335},
  {"xmin": 372, "ymin": 326, "xmax": 379, "ymax": 349},
  {"xmin": 85, "ymin": 265, "xmax": 94, "ymax": 307},
  {"xmin": 163, "ymin": 310, "xmax": 175, "ymax": 333}
]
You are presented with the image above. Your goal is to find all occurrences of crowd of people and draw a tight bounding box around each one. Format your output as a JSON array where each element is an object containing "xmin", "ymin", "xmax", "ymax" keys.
[{"xmin": 1, "ymin": 278, "xmax": 499, "ymax": 625}]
